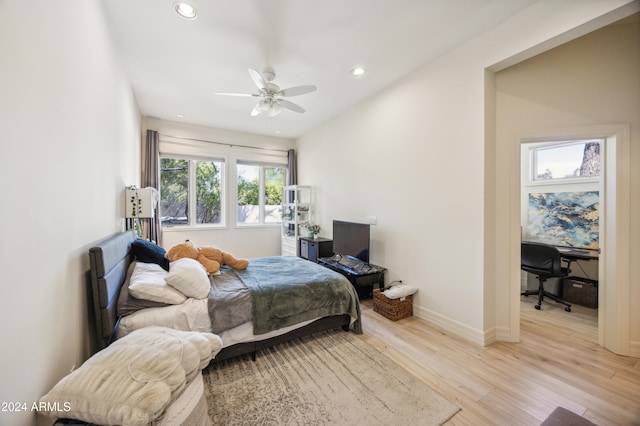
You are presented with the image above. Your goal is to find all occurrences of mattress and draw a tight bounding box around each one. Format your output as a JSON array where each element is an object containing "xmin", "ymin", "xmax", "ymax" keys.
[
  {"xmin": 118, "ymin": 298, "xmax": 211, "ymax": 338},
  {"xmin": 117, "ymin": 257, "xmax": 357, "ymax": 347},
  {"xmin": 117, "ymin": 302, "xmax": 316, "ymax": 348}
]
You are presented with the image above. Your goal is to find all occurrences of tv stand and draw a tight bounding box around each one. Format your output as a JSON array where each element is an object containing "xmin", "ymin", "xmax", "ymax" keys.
[{"xmin": 318, "ymin": 255, "xmax": 386, "ymax": 299}]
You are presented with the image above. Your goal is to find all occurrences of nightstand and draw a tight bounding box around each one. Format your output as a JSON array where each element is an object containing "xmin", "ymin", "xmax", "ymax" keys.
[{"xmin": 299, "ymin": 237, "xmax": 333, "ymax": 263}]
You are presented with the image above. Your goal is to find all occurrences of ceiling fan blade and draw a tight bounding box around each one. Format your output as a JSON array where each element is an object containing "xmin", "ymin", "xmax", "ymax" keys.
[
  {"xmin": 280, "ymin": 99, "xmax": 305, "ymax": 113},
  {"xmin": 213, "ymin": 92, "xmax": 259, "ymax": 97},
  {"xmin": 248, "ymin": 68, "xmax": 267, "ymax": 90},
  {"xmin": 278, "ymin": 85, "xmax": 317, "ymax": 97}
]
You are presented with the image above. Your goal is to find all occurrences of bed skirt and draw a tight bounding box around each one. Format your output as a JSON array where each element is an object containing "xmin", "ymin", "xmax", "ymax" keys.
[{"xmin": 157, "ymin": 373, "xmax": 210, "ymax": 426}]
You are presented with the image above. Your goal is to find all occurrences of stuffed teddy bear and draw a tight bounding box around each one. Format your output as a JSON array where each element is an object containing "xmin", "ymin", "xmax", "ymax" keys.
[
  {"xmin": 198, "ymin": 246, "xmax": 249, "ymax": 271},
  {"xmin": 164, "ymin": 240, "xmax": 217, "ymax": 273},
  {"xmin": 165, "ymin": 240, "xmax": 249, "ymax": 274}
]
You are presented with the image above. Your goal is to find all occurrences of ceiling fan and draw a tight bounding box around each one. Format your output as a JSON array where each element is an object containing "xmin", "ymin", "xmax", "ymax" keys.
[{"xmin": 215, "ymin": 68, "xmax": 317, "ymax": 117}]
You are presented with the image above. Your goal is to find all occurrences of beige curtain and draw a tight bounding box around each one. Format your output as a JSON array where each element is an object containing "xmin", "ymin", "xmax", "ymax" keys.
[
  {"xmin": 288, "ymin": 149, "xmax": 297, "ymax": 185},
  {"xmin": 287, "ymin": 149, "xmax": 297, "ymax": 203}
]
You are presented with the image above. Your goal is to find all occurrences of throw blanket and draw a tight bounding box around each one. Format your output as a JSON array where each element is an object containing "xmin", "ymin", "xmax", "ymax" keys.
[
  {"xmin": 208, "ymin": 267, "xmax": 252, "ymax": 334},
  {"xmin": 235, "ymin": 256, "xmax": 362, "ymax": 335}
]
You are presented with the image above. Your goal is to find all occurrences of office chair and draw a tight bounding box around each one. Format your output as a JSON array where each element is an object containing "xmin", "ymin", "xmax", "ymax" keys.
[{"xmin": 521, "ymin": 241, "xmax": 572, "ymax": 312}]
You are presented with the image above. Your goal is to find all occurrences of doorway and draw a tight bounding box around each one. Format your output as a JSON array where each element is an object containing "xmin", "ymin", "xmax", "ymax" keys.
[
  {"xmin": 512, "ymin": 125, "xmax": 630, "ymax": 355},
  {"xmin": 519, "ymin": 138, "xmax": 601, "ymax": 341},
  {"xmin": 490, "ymin": 9, "xmax": 637, "ymax": 356}
]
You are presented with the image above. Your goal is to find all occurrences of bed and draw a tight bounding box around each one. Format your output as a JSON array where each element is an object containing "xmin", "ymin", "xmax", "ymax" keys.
[{"xmin": 88, "ymin": 230, "xmax": 362, "ymax": 361}]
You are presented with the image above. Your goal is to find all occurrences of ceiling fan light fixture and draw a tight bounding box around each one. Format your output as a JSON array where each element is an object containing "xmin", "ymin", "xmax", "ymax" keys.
[
  {"xmin": 217, "ymin": 68, "xmax": 315, "ymax": 117},
  {"xmin": 257, "ymin": 98, "xmax": 272, "ymax": 113},
  {"xmin": 266, "ymin": 102, "xmax": 282, "ymax": 117},
  {"xmin": 255, "ymin": 98, "xmax": 282, "ymax": 117},
  {"xmin": 174, "ymin": 2, "xmax": 198, "ymax": 20}
]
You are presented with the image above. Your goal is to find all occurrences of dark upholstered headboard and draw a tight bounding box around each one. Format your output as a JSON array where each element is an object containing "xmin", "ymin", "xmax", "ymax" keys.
[{"xmin": 89, "ymin": 230, "xmax": 136, "ymax": 351}]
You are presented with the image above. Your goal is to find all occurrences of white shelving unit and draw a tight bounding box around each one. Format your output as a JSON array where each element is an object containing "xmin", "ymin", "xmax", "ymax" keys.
[{"xmin": 281, "ymin": 185, "xmax": 312, "ymax": 256}]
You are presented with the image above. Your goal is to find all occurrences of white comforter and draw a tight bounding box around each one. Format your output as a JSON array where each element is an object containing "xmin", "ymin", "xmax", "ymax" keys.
[
  {"xmin": 39, "ymin": 327, "xmax": 222, "ymax": 426},
  {"xmin": 118, "ymin": 300, "xmax": 316, "ymax": 348}
]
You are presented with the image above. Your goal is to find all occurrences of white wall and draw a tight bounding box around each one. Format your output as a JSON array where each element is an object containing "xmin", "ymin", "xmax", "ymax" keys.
[
  {"xmin": 144, "ymin": 117, "xmax": 295, "ymax": 258},
  {"xmin": 0, "ymin": 1, "xmax": 141, "ymax": 425},
  {"xmin": 298, "ymin": 64, "xmax": 487, "ymax": 342},
  {"xmin": 297, "ymin": 0, "xmax": 638, "ymax": 346}
]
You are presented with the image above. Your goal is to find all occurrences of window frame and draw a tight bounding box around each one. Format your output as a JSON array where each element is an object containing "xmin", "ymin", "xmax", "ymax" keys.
[
  {"xmin": 159, "ymin": 155, "xmax": 227, "ymax": 229},
  {"xmin": 235, "ymin": 160, "xmax": 288, "ymax": 227},
  {"xmin": 158, "ymin": 132, "xmax": 290, "ymax": 231},
  {"xmin": 526, "ymin": 139, "xmax": 602, "ymax": 187}
]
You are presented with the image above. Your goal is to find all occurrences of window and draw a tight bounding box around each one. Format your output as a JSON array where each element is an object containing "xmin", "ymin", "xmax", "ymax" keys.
[
  {"xmin": 531, "ymin": 139, "xmax": 601, "ymax": 182},
  {"xmin": 160, "ymin": 157, "xmax": 225, "ymax": 226},
  {"xmin": 236, "ymin": 162, "xmax": 286, "ymax": 225}
]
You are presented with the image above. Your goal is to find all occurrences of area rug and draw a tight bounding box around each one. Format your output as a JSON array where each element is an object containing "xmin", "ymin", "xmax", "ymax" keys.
[{"xmin": 203, "ymin": 329, "xmax": 460, "ymax": 425}]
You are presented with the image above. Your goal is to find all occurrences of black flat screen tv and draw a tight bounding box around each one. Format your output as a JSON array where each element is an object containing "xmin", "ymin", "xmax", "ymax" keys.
[{"xmin": 332, "ymin": 220, "xmax": 370, "ymax": 263}]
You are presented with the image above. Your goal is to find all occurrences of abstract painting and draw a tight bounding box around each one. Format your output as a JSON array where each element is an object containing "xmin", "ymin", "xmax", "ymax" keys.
[{"xmin": 524, "ymin": 191, "xmax": 599, "ymax": 249}]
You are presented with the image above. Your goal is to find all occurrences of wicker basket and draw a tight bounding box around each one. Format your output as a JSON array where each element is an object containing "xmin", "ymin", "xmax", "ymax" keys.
[
  {"xmin": 373, "ymin": 288, "xmax": 413, "ymax": 321},
  {"xmin": 562, "ymin": 277, "xmax": 598, "ymax": 309}
]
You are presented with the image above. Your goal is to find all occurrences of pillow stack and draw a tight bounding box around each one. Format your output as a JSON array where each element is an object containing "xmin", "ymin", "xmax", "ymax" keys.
[
  {"xmin": 126, "ymin": 239, "xmax": 212, "ymax": 306},
  {"xmin": 39, "ymin": 327, "xmax": 223, "ymax": 426},
  {"xmin": 165, "ymin": 258, "xmax": 211, "ymax": 299},
  {"xmin": 129, "ymin": 262, "xmax": 187, "ymax": 304}
]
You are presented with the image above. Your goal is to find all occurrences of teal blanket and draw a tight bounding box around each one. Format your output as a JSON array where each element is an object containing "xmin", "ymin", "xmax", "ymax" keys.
[{"xmin": 235, "ymin": 256, "xmax": 362, "ymax": 335}]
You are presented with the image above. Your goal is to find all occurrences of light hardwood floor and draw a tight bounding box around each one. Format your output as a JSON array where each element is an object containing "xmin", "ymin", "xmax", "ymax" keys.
[{"xmin": 357, "ymin": 297, "xmax": 640, "ymax": 425}]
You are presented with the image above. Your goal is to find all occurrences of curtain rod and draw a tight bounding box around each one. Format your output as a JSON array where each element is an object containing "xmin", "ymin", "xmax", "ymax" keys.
[{"xmin": 159, "ymin": 132, "xmax": 292, "ymax": 153}]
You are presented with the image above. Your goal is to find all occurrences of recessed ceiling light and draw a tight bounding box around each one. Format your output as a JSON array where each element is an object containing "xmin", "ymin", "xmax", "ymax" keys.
[
  {"xmin": 176, "ymin": 113, "xmax": 184, "ymax": 118},
  {"xmin": 174, "ymin": 2, "xmax": 198, "ymax": 20},
  {"xmin": 350, "ymin": 67, "xmax": 366, "ymax": 77}
]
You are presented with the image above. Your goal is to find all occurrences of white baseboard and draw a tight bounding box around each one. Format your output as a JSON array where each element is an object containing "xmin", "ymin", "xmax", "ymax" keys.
[{"xmin": 413, "ymin": 304, "xmax": 487, "ymax": 347}]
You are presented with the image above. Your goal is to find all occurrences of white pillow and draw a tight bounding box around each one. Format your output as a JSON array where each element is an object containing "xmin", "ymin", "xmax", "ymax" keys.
[
  {"xmin": 165, "ymin": 258, "xmax": 211, "ymax": 299},
  {"xmin": 129, "ymin": 262, "xmax": 187, "ymax": 304},
  {"xmin": 383, "ymin": 284, "xmax": 418, "ymax": 299},
  {"xmin": 38, "ymin": 327, "xmax": 223, "ymax": 426}
]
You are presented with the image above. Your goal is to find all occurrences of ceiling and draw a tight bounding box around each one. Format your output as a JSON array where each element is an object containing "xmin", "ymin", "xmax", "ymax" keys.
[{"xmin": 101, "ymin": 0, "xmax": 538, "ymax": 139}]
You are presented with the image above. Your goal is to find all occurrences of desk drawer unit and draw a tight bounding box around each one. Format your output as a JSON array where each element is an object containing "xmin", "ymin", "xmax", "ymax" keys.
[
  {"xmin": 563, "ymin": 277, "xmax": 598, "ymax": 309},
  {"xmin": 299, "ymin": 237, "xmax": 333, "ymax": 263}
]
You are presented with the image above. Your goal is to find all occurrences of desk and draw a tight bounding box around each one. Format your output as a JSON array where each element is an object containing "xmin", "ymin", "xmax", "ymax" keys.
[
  {"xmin": 557, "ymin": 247, "xmax": 598, "ymax": 279},
  {"xmin": 557, "ymin": 247, "xmax": 599, "ymax": 262}
]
